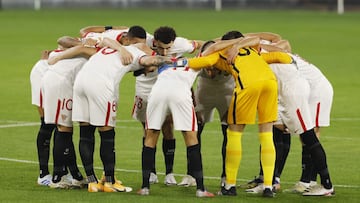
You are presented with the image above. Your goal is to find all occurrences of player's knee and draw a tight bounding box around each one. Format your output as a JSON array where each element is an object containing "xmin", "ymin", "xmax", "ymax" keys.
[{"xmin": 300, "ymin": 129, "xmax": 319, "ymax": 147}]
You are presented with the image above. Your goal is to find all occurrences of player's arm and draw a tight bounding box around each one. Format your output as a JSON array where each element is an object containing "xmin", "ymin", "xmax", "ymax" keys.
[
  {"xmin": 133, "ymin": 42, "xmax": 154, "ymax": 55},
  {"xmin": 190, "ymin": 40, "xmax": 205, "ymax": 53},
  {"xmin": 57, "ymin": 36, "xmax": 82, "ymax": 49},
  {"xmin": 133, "ymin": 55, "xmax": 173, "ymax": 76},
  {"xmin": 272, "ymin": 39, "xmax": 292, "ymax": 53},
  {"xmin": 244, "ymin": 32, "xmax": 282, "ymax": 43},
  {"xmin": 98, "ymin": 37, "xmax": 133, "ymax": 65},
  {"xmin": 48, "ymin": 46, "xmax": 96, "ymax": 65},
  {"xmin": 187, "ymin": 52, "xmax": 220, "ymax": 70},
  {"xmin": 201, "ymin": 36, "xmax": 260, "ymax": 57},
  {"xmin": 224, "ymin": 37, "xmax": 261, "ymax": 63},
  {"xmin": 261, "ymin": 52, "xmax": 293, "ymax": 64},
  {"xmin": 139, "ymin": 55, "xmax": 172, "ymax": 67},
  {"xmin": 79, "ymin": 25, "xmax": 129, "ymax": 37}
]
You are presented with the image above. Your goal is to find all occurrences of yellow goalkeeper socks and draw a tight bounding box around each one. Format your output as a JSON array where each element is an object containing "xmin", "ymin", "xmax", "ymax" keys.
[
  {"xmin": 225, "ymin": 129, "xmax": 242, "ymax": 187},
  {"xmin": 259, "ymin": 132, "xmax": 276, "ymax": 188}
]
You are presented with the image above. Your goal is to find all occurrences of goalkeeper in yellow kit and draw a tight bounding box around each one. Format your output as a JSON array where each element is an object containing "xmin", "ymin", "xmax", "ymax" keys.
[{"xmin": 182, "ymin": 31, "xmax": 292, "ymax": 197}]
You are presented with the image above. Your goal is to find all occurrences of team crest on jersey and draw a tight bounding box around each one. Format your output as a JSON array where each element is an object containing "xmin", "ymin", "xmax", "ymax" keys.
[{"xmin": 61, "ymin": 114, "xmax": 68, "ymax": 121}]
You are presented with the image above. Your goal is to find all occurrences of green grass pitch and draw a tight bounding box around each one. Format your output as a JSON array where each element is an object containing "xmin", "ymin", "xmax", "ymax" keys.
[{"xmin": 0, "ymin": 8, "xmax": 359, "ymax": 203}]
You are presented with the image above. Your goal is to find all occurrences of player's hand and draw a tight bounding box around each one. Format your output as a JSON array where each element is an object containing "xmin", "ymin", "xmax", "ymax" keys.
[
  {"xmin": 47, "ymin": 56, "xmax": 60, "ymax": 65},
  {"xmin": 225, "ymin": 45, "xmax": 239, "ymax": 64},
  {"xmin": 82, "ymin": 38, "xmax": 98, "ymax": 48},
  {"xmin": 40, "ymin": 50, "xmax": 51, "ymax": 60},
  {"xmin": 118, "ymin": 46, "xmax": 133, "ymax": 65}
]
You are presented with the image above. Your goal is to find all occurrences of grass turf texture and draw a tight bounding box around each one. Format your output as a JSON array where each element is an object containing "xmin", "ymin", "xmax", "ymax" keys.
[{"xmin": 0, "ymin": 8, "xmax": 359, "ymax": 203}]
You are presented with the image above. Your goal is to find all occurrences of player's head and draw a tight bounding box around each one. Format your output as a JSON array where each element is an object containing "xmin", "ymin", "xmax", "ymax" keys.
[
  {"xmin": 200, "ymin": 40, "xmax": 220, "ymax": 78},
  {"xmin": 153, "ymin": 26, "xmax": 177, "ymax": 56},
  {"xmin": 200, "ymin": 40, "xmax": 215, "ymax": 55},
  {"xmin": 221, "ymin": 30, "xmax": 244, "ymax": 40},
  {"xmin": 127, "ymin": 25, "xmax": 147, "ymax": 44}
]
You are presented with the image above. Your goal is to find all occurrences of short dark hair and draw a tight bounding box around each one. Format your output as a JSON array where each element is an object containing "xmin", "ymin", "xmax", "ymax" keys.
[
  {"xmin": 127, "ymin": 25, "xmax": 146, "ymax": 39},
  {"xmin": 200, "ymin": 40, "xmax": 215, "ymax": 53},
  {"xmin": 221, "ymin": 30, "xmax": 244, "ymax": 40},
  {"xmin": 154, "ymin": 26, "xmax": 177, "ymax": 44}
]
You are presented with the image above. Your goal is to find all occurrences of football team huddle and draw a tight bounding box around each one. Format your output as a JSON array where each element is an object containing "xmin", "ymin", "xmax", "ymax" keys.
[{"xmin": 30, "ymin": 25, "xmax": 334, "ymax": 198}]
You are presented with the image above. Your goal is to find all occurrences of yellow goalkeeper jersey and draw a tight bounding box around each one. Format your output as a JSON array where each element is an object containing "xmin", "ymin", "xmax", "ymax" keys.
[{"xmin": 188, "ymin": 47, "xmax": 291, "ymax": 90}]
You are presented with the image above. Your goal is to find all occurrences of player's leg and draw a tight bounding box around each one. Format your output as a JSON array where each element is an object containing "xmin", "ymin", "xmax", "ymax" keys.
[
  {"xmin": 309, "ymin": 127, "xmax": 321, "ymax": 185},
  {"xmin": 257, "ymin": 81, "xmax": 277, "ymax": 197},
  {"xmin": 300, "ymin": 129, "xmax": 334, "ymax": 196},
  {"xmin": 36, "ymin": 108, "xmax": 56, "ymax": 185},
  {"xmin": 272, "ymin": 125, "xmax": 291, "ymax": 191},
  {"xmin": 50, "ymin": 127, "xmax": 69, "ymax": 188},
  {"xmin": 57, "ymin": 125, "xmax": 86, "ymax": 188},
  {"xmin": 258, "ymin": 123, "xmax": 276, "ymax": 197},
  {"xmin": 220, "ymin": 123, "xmax": 228, "ymax": 179},
  {"xmin": 219, "ymin": 111, "xmax": 228, "ymax": 183},
  {"xmin": 139, "ymin": 122, "xmax": 158, "ymax": 184},
  {"xmin": 133, "ymin": 95, "xmax": 159, "ymax": 183},
  {"xmin": 161, "ymin": 115, "xmax": 177, "ymax": 185},
  {"xmin": 178, "ymin": 112, "xmax": 204, "ymax": 187},
  {"xmin": 138, "ymin": 129, "xmax": 161, "ymax": 195},
  {"xmin": 220, "ymin": 88, "xmax": 250, "ymax": 195},
  {"xmin": 220, "ymin": 125, "xmax": 243, "ymax": 196},
  {"xmin": 78, "ymin": 123, "xmax": 96, "ymax": 180},
  {"xmin": 56, "ymin": 87, "xmax": 86, "ymax": 188},
  {"xmin": 182, "ymin": 131, "xmax": 214, "ymax": 197}
]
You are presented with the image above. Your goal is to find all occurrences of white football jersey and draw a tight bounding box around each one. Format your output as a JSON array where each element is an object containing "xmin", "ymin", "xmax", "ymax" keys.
[
  {"xmin": 47, "ymin": 50, "xmax": 87, "ymax": 85},
  {"xmin": 81, "ymin": 45, "xmax": 145, "ymax": 87},
  {"xmin": 82, "ymin": 29, "xmax": 129, "ymax": 44},
  {"xmin": 136, "ymin": 36, "xmax": 197, "ymax": 93},
  {"xmin": 30, "ymin": 59, "xmax": 50, "ymax": 107},
  {"xmin": 290, "ymin": 53, "xmax": 328, "ymax": 87}
]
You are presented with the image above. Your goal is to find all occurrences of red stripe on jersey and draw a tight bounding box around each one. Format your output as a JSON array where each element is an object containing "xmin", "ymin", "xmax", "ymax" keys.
[
  {"xmin": 105, "ymin": 102, "xmax": 111, "ymax": 126},
  {"xmin": 82, "ymin": 32, "xmax": 90, "ymax": 38},
  {"xmin": 40, "ymin": 89, "xmax": 43, "ymax": 108},
  {"xmin": 131, "ymin": 99, "xmax": 136, "ymax": 117},
  {"xmin": 315, "ymin": 102, "xmax": 321, "ymax": 127},
  {"xmin": 151, "ymin": 51, "xmax": 156, "ymax": 56},
  {"xmin": 192, "ymin": 107, "xmax": 196, "ymax": 131},
  {"xmin": 116, "ymin": 32, "xmax": 125, "ymax": 43},
  {"xmin": 55, "ymin": 99, "xmax": 61, "ymax": 124},
  {"xmin": 296, "ymin": 109, "xmax": 307, "ymax": 132}
]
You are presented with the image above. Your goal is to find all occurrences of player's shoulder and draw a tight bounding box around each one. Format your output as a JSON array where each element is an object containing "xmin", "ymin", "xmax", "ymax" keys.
[
  {"xmin": 174, "ymin": 37, "xmax": 191, "ymax": 45},
  {"xmin": 126, "ymin": 45, "xmax": 147, "ymax": 60}
]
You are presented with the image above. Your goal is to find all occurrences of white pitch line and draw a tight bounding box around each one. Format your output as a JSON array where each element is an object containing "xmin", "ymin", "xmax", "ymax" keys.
[
  {"xmin": 0, "ymin": 117, "xmax": 359, "ymax": 129},
  {"xmin": 0, "ymin": 120, "xmax": 137, "ymax": 129},
  {"xmin": 0, "ymin": 122, "xmax": 40, "ymax": 128},
  {"xmin": 0, "ymin": 157, "xmax": 359, "ymax": 189}
]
